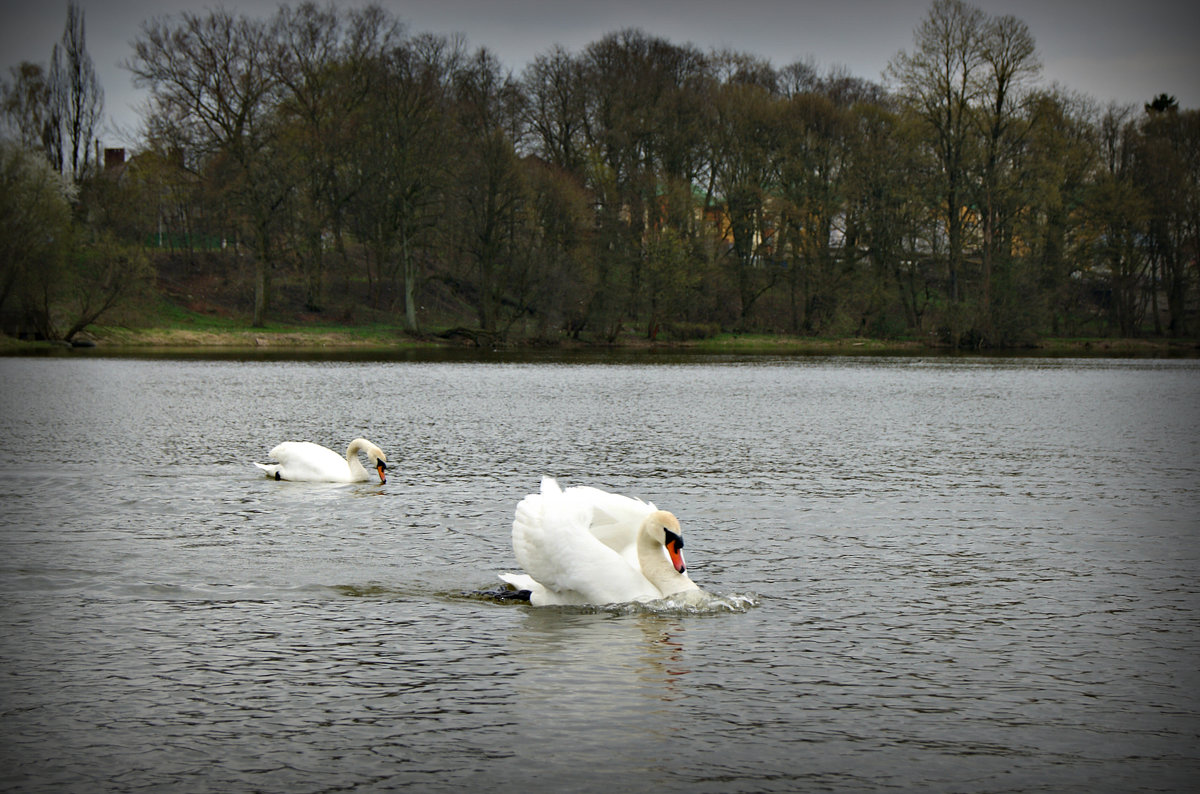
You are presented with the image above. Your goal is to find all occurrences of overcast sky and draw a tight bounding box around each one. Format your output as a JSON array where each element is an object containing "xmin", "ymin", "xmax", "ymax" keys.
[{"xmin": 3, "ymin": 0, "xmax": 1198, "ymax": 149}]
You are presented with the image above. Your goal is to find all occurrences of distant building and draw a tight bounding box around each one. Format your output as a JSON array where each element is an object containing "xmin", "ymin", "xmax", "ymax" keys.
[{"xmin": 104, "ymin": 147, "xmax": 126, "ymax": 170}]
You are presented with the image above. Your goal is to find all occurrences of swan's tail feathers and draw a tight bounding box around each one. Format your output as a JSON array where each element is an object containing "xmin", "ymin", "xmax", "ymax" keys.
[{"xmin": 254, "ymin": 462, "xmax": 282, "ymax": 480}]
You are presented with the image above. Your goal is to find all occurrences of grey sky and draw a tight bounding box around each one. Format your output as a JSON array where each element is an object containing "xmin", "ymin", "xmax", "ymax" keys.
[{"xmin": 3, "ymin": 0, "xmax": 1198, "ymax": 149}]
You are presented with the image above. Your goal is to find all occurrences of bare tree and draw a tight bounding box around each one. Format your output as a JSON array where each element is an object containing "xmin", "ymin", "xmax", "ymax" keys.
[
  {"xmin": 887, "ymin": 0, "xmax": 986, "ymax": 311},
  {"xmin": 345, "ymin": 30, "xmax": 463, "ymax": 330},
  {"xmin": 449, "ymin": 48, "xmax": 527, "ymax": 334},
  {"xmin": 711, "ymin": 79, "xmax": 781, "ymax": 329},
  {"xmin": 578, "ymin": 30, "xmax": 711, "ymax": 335},
  {"xmin": 522, "ymin": 45, "xmax": 589, "ymax": 172},
  {"xmin": 976, "ymin": 13, "xmax": 1040, "ymax": 342},
  {"xmin": 1081, "ymin": 104, "xmax": 1150, "ymax": 336},
  {"xmin": 1137, "ymin": 101, "xmax": 1200, "ymax": 336},
  {"xmin": 269, "ymin": 3, "xmax": 404, "ymax": 313},
  {"xmin": 50, "ymin": 2, "xmax": 104, "ymax": 182},
  {"xmin": 128, "ymin": 9, "xmax": 288, "ymax": 327}
]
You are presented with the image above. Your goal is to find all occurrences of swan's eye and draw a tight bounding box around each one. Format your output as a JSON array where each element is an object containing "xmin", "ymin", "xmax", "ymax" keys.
[{"xmin": 664, "ymin": 529, "xmax": 683, "ymax": 549}]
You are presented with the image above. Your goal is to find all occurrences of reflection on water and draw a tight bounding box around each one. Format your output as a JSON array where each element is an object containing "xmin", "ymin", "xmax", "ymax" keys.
[
  {"xmin": 0, "ymin": 354, "xmax": 1198, "ymax": 792},
  {"xmin": 502, "ymin": 609, "xmax": 698, "ymax": 789}
]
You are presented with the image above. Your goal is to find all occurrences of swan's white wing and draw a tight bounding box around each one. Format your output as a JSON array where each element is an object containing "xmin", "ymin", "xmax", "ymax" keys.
[
  {"xmin": 560, "ymin": 484, "xmax": 655, "ymax": 568},
  {"xmin": 265, "ymin": 441, "xmax": 356, "ymax": 482},
  {"xmin": 510, "ymin": 479, "xmax": 659, "ymax": 605}
]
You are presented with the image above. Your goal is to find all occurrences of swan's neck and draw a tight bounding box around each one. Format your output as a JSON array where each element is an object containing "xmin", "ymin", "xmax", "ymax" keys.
[
  {"xmin": 344, "ymin": 440, "xmax": 369, "ymax": 476},
  {"xmin": 637, "ymin": 528, "xmax": 696, "ymax": 597}
]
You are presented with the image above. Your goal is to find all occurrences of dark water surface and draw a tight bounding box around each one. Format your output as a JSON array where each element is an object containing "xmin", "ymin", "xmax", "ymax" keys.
[{"xmin": 1, "ymin": 355, "xmax": 1197, "ymax": 792}]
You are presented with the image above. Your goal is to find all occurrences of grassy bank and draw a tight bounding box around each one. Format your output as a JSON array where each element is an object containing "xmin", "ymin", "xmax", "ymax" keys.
[
  {"xmin": 2, "ymin": 311, "xmax": 1197, "ymax": 357},
  {"xmin": 691, "ymin": 334, "xmax": 1200, "ymax": 356},
  {"xmin": 84, "ymin": 323, "xmax": 415, "ymax": 350}
]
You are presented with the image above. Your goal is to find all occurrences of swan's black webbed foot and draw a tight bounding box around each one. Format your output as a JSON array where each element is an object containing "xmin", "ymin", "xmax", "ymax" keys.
[
  {"xmin": 481, "ymin": 587, "xmax": 532, "ymax": 602},
  {"xmin": 274, "ymin": 472, "xmax": 281, "ymax": 481}
]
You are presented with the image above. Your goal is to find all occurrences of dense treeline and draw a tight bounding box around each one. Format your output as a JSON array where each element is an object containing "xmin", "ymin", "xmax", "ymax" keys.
[{"xmin": 2, "ymin": 0, "xmax": 1198, "ymax": 345}]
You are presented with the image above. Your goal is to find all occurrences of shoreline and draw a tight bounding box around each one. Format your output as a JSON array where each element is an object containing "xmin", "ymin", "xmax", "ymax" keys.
[{"xmin": 3, "ymin": 326, "xmax": 1198, "ymax": 358}]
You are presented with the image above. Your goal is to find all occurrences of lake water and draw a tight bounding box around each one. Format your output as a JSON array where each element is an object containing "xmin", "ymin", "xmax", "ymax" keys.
[{"xmin": 1, "ymin": 353, "xmax": 1197, "ymax": 792}]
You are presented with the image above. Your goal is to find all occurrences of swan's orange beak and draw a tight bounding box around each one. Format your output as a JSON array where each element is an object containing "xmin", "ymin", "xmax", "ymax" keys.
[
  {"xmin": 375, "ymin": 461, "xmax": 387, "ymax": 484},
  {"xmin": 665, "ymin": 530, "xmax": 687, "ymax": 574}
]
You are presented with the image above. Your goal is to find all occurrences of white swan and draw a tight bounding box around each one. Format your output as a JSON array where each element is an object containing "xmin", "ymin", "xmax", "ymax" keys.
[
  {"xmin": 253, "ymin": 438, "xmax": 387, "ymax": 484},
  {"xmin": 498, "ymin": 477, "xmax": 701, "ymax": 606}
]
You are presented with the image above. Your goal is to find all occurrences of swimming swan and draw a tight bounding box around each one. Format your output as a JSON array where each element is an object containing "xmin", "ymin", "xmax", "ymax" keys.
[
  {"xmin": 254, "ymin": 438, "xmax": 387, "ymax": 484},
  {"xmin": 498, "ymin": 477, "xmax": 700, "ymax": 606}
]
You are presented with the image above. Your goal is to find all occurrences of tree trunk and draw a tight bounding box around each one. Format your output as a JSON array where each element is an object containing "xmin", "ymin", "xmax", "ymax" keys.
[
  {"xmin": 401, "ymin": 227, "xmax": 418, "ymax": 332},
  {"xmin": 252, "ymin": 233, "xmax": 271, "ymax": 328}
]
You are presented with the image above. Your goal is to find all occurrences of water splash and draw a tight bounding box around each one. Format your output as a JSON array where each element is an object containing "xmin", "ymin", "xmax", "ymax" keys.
[
  {"xmin": 465, "ymin": 584, "xmax": 760, "ymax": 615},
  {"xmin": 602, "ymin": 590, "xmax": 761, "ymax": 615}
]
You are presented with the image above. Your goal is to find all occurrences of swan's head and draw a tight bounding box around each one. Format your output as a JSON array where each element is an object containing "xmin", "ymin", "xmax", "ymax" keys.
[
  {"xmin": 370, "ymin": 447, "xmax": 387, "ymax": 484},
  {"xmin": 352, "ymin": 439, "xmax": 387, "ymax": 484},
  {"xmin": 647, "ymin": 510, "xmax": 687, "ymax": 574}
]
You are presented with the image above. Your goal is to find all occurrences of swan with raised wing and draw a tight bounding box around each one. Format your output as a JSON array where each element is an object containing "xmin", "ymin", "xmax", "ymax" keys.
[
  {"xmin": 498, "ymin": 477, "xmax": 700, "ymax": 606},
  {"xmin": 254, "ymin": 438, "xmax": 387, "ymax": 484}
]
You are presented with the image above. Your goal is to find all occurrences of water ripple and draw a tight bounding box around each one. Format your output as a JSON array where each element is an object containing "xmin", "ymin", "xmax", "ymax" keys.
[{"xmin": 1, "ymin": 356, "xmax": 1197, "ymax": 793}]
